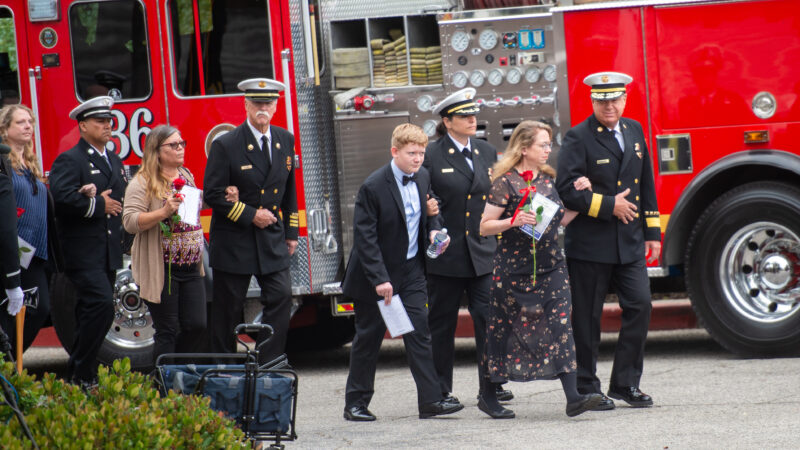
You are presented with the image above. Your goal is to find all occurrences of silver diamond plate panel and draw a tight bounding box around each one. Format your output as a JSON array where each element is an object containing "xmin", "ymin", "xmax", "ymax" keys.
[{"xmin": 289, "ymin": 237, "xmax": 312, "ymax": 294}]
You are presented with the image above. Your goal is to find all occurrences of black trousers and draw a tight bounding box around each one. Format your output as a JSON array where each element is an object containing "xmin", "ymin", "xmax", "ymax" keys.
[
  {"xmin": 66, "ymin": 267, "xmax": 115, "ymax": 383},
  {"xmin": 345, "ymin": 257, "xmax": 441, "ymax": 409},
  {"xmin": 0, "ymin": 257, "xmax": 51, "ymax": 355},
  {"xmin": 427, "ymin": 272, "xmax": 491, "ymax": 394},
  {"xmin": 209, "ymin": 267, "xmax": 291, "ymax": 364},
  {"xmin": 567, "ymin": 258, "xmax": 652, "ymax": 393},
  {"xmin": 145, "ymin": 264, "xmax": 206, "ymax": 364}
]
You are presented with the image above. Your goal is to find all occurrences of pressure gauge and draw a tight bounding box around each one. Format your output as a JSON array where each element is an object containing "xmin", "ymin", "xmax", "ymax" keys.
[
  {"xmin": 488, "ymin": 68, "xmax": 505, "ymax": 86},
  {"xmin": 478, "ymin": 29, "xmax": 498, "ymax": 50},
  {"xmin": 450, "ymin": 30, "xmax": 471, "ymax": 53},
  {"xmin": 524, "ymin": 66, "xmax": 541, "ymax": 83},
  {"xmin": 506, "ymin": 67, "xmax": 523, "ymax": 85},
  {"xmin": 452, "ymin": 71, "xmax": 469, "ymax": 88},
  {"xmin": 543, "ymin": 64, "xmax": 557, "ymax": 82},
  {"xmin": 422, "ymin": 120, "xmax": 438, "ymax": 137},
  {"xmin": 416, "ymin": 95, "xmax": 434, "ymax": 112},
  {"xmin": 469, "ymin": 70, "xmax": 486, "ymax": 87}
]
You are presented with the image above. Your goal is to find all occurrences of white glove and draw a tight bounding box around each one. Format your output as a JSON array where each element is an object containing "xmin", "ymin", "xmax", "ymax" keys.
[{"xmin": 5, "ymin": 287, "xmax": 23, "ymax": 316}]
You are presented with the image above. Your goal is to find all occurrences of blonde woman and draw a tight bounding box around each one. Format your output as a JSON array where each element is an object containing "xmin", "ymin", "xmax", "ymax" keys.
[
  {"xmin": 122, "ymin": 125, "xmax": 236, "ymax": 363},
  {"xmin": 478, "ymin": 120, "xmax": 599, "ymax": 418},
  {"xmin": 0, "ymin": 105, "xmax": 62, "ymax": 353}
]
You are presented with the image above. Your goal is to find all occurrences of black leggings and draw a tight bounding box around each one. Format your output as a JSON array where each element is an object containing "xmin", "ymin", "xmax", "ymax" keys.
[{"xmin": 145, "ymin": 263, "xmax": 206, "ymax": 364}]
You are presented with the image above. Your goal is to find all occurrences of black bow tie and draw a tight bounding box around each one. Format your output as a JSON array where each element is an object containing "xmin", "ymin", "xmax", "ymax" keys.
[
  {"xmin": 402, "ymin": 174, "xmax": 417, "ymax": 186},
  {"xmin": 462, "ymin": 148, "xmax": 472, "ymax": 160}
]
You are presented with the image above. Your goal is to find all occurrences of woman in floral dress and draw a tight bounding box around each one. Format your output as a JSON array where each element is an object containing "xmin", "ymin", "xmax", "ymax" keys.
[{"xmin": 479, "ymin": 120, "xmax": 601, "ymax": 418}]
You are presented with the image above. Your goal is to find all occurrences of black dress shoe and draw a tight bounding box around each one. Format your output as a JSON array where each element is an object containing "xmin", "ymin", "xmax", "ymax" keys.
[
  {"xmin": 607, "ymin": 385, "xmax": 653, "ymax": 407},
  {"xmin": 343, "ymin": 405, "xmax": 377, "ymax": 421},
  {"xmin": 592, "ymin": 394, "xmax": 616, "ymax": 411},
  {"xmin": 476, "ymin": 387, "xmax": 514, "ymax": 402},
  {"xmin": 566, "ymin": 393, "xmax": 604, "ymax": 417},
  {"xmin": 419, "ymin": 399, "xmax": 465, "ymax": 419},
  {"xmin": 477, "ymin": 396, "xmax": 515, "ymax": 419}
]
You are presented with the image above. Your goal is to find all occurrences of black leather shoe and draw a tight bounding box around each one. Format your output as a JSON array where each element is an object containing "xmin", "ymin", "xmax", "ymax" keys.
[
  {"xmin": 607, "ymin": 385, "xmax": 653, "ymax": 407},
  {"xmin": 477, "ymin": 396, "xmax": 515, "ymax": 419},
  {"xmin": 592, "ymin": 394, "xmax": 616, "ymax": 411},
  {"xmin": 476, "ymin": 387, "xmax": 514, "ymax": 402},
  {"xmin": 566, "ymin": 393, "xmax": 604, "ymax": 417},
  {"xmin": 343, "ymin": 405, "xmax": 377, "ymax": 421},
  {"xmin": 419, "ymin": 399, "xmax": 465, "ymax": 419}
]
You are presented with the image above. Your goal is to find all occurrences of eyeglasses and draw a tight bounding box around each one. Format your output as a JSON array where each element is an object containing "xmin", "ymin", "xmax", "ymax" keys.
[
  {"xmin": 536, "ymin": 142, "xmax": 552, "ymax": 149},
  {"xmin": 161, "ymin": 140, "xmax": 187, "ymax": 150}
]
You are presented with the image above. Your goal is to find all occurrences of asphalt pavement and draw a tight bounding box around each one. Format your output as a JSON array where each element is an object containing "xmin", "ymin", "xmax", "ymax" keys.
[{"xmin": 19, "ymin": 329, "xmax": 800, "ymax": 449}]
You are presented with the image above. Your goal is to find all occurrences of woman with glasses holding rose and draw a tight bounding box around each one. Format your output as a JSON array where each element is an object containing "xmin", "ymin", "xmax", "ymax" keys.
[
  {"xmin": 478, "ymin": 120, "xmax": 600, "ymax": 419},
  {"xmin": 0, "ymin": 105, "xmax": 64, "ymax": 355},
  {"xmin": 122, "ymin": 125, "xmax": 237, "ymax": 363}
]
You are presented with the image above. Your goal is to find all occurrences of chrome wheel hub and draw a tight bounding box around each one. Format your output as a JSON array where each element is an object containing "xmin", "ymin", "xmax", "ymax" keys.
[
  {"xmin": 107, "ymin": 258, "xmax": 154, "ymax": 349},
  {"xmin": 720, "ymin": 222, "xmax": 800, "ymax": 323}
]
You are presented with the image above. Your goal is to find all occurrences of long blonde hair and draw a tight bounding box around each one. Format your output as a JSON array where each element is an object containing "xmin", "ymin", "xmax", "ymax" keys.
[
  {"xmin": 137, "ymin": 124, "xmax": 181, "ymax": 200},
  {"xmin": 491, "ymin": 120, "xmax": 555, "ymax": 182},
  {"xmin": 0, "ymin": 105, "xmax": 43, "ymax": 180}
]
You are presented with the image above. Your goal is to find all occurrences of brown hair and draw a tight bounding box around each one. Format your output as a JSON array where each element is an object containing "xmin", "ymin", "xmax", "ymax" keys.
[
  {"xmin": 391, "ymin": 123, "xmax": 428, "ymax": 149},
  {"xmin": 0, "ymin": 105, "xmax": 43, "ymax": 180},
  {"xmin": 137, "ymin": 124, "xmax": 181, "ymax": 200},
  {"xmin": 491, "ymin": 120, "xmax": 555, "ymax": 182}
]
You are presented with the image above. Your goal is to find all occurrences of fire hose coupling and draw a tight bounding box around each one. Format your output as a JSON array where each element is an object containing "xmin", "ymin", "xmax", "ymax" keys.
[{"xmin": 353, "ymin": 95, "xmax": 375, "ymax": 111}]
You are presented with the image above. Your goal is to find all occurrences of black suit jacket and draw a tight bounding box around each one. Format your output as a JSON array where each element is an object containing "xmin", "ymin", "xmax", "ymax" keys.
[
  {"xmin": 556, "ymin": 114, "xmax": 660, "ymax": 265},
  {"xmin": 342, "ymin": 164, "xmax": 442, "ymax": 302},
  {"xmin": 49, "ymin": 138, "xmax": 127, "ymax": 271},
  {"xmin": 0, "ymin": 155, "xmax": 20, "ymax": 289},
  {"xmin": 204, "ymin": 122, "xmax": 298, "ymax": 275},
  {"xmin": 423, "ymin": 135, "xmax": 497, "ymax": 277}
]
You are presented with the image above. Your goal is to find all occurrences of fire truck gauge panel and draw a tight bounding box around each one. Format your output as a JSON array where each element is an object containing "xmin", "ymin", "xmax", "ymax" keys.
[
  {"xmin": 488, "ymin": 68, "xmax": 505, "ymax": 86},
  {"xmin": 506, "ymin": 67, "xmax": 523, "ymax": 85},
  {"xmin": 502, "ymin": 32, "xmax": 517, "ymax": 49},
  {"xmin": 525, "ymin": 66, "xmax": 541, "ymax": 83},
  {"xmin": 450, "ymin": 30, "xmax": 471, "ymax": 52},
  {"xmin": 416, "ymin": 95, "xmax": 435, "ymax": 112},
  {"xmin": 452, "ymin": 71, "xmax": 469, "ymax": 88},
  {"xmin": 478, "ymin": 29, "xmax": 498, "ymax": 50},
  {"xmin": 423, "ymin": 120, "xmax": 438, "ymax": 137},
  {"xmin": 518, "ymin": 29, "xmax": 545, "ymax": 51},
  {"xmin": 543, "ymin": 64, "xmax": 557, "ymax": 82},
  {"xmin": 470, "ymin": 70, "xmax": 486, "ymax": 87}
]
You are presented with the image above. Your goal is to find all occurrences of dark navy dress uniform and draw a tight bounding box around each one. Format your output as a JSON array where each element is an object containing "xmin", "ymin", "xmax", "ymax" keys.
[
  {"xmin": 49, "ymin": 97, "xmax": 127, "ymax": 383},
  {"xmin": 0, "ymin": 154, "xmax": 21, "ymax": 293},
  {"xmin": 424, "ymin": 132, "xmax": 497, "ymax": 396},
  {"xmin": 204, "ymin": 79, "xmax": 298, "ymax": 363},
  {"xmin": 556, "ymin": 109, "xmax": 661, "ymax": 396}
]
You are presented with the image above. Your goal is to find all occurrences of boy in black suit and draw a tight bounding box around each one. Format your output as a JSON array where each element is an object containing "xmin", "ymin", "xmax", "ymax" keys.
[{"xmin": 343, "ymin": 124, "xmax": 464, "ymax": 421}]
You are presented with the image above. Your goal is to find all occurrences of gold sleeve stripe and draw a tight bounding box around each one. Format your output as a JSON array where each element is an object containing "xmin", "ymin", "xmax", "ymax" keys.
[
  {"xmin": 646, "ymin": 217, "xmax": 661, "ymax": 228},
  {"xmin": 588, "ymin": 193, "xmax": 603, "ymax": 218},
  {"xmin": 227, "ymin": 201, "xmax": 245, "ymax": 222}
]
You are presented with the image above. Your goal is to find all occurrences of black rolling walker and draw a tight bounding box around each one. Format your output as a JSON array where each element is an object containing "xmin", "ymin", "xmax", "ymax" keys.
[{"xmin": 156, "ymin": 324, "xmax": 298, "ymax": 449}]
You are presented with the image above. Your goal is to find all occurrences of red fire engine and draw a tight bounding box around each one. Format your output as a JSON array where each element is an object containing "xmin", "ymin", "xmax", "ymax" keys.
[{"xmin": 0, "ymin": 0, "xmax": 796, "ymax": 367}]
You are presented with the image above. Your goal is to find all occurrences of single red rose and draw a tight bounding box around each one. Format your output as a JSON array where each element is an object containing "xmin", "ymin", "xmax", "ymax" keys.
[
  {"xmin": 172, "ymin": 177, "xmax": 186, "ymax": 191},
  {"xmin": 16, "ymin": 207, "xmax": 24, "ymax": 218},
  {"xmin": 521, "ymin": 170, "xmax": 534, "ymax": 183}
]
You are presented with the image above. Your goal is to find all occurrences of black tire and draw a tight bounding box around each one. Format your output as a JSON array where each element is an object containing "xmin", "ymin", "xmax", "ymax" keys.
[
  {"xmin": 50, "ymin": 267, "xmax": 155, "ymax": 371},
  {"xmin": 685, "ymin": 181, "xmax": 800, "ymax": 356}
]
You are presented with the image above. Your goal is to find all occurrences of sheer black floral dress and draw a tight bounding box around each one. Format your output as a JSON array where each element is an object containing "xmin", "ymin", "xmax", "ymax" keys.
[{"xmin": 484, "ymin": 170, "xmax": 577, "ymax": 383}]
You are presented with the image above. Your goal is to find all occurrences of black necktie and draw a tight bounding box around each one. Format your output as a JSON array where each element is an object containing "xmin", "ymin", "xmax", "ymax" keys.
[
  {"xmin": 461, "ymin": 147, "xmax": 472, "ymax": 160},
  {"xmin": 261, "ymin": 135, "xmax": 271, "ymax": 171},
  {"xmin": 402, "ymin": 174, "xmax": 417, "ymax": 186}
]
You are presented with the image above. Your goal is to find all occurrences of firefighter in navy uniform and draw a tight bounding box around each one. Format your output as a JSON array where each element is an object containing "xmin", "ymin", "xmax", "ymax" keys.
[
  {"xmin": 555, "ymin": 72, "xmax": 662, "ymax": 410},
  {"xmin": 49, "ymin": 96, "xmax": 127, "ymax": 387},
  {"xmin": 204, "ymin": 78, "xmax": 298, "ymax": 364},
  {"xmin": 423, "ymin": 88, "xmax": 512, "ymax": 403}
]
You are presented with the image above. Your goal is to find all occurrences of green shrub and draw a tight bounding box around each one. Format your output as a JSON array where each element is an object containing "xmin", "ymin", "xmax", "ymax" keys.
[{"xmin": 0, "ymin": 357, "xmax": 248, "ymax": 448}]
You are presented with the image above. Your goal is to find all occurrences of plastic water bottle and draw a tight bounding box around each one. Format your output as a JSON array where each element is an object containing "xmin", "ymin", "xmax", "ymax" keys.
[{"xmin": 426, "ymin": 228, "xmax": 449, "ymax": 259}]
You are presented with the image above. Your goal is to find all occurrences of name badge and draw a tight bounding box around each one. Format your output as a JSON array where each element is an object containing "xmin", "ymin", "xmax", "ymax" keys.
[
  {"xmin": 241, "ymin": 165, "xmax": 253, "ymax": 170},
  {"xmin": 441, "ymin": 168, "xmax": 454, "ymax": 173},
  {"xmin": 90, "ymin": 169, "xmax": 101, "ymax": 174},
  {"xmin": 596, "ymin": 159, "xmax": 610, "ymax": 165}
]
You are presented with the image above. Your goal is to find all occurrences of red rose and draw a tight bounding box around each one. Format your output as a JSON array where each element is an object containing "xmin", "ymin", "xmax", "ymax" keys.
[
  {"xmin": 172, "ymin": 177, "xmax": 186, "ymax": 191},
  {"xmin": 521, "ymin": 170, "xmax": 534, "ymax": 183},
  {"xmin": 16, "ymin": 207, "xmax": 24, "ymax": 218}
]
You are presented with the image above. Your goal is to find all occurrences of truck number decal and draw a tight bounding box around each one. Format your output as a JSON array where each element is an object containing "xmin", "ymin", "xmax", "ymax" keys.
[{"xmin": 108, "ymin": 107, "xmax": 154, "ymax": 160}]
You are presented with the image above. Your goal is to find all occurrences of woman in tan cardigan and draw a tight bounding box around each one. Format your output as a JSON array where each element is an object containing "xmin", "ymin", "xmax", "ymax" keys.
[{"xmin": 123, "ymin": 125, "xmax": 236, "ymax": 363}]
